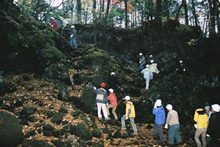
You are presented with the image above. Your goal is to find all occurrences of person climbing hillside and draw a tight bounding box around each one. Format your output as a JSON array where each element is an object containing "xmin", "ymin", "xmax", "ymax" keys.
[
  {"xmin": 165, "ymin": 104, "xmax": 182, "ymax": 145},
  {"xmin": 70, "ymin": 25, "xmax": 77, "ymax": 48},
  {"xmin": 107, "ymin": 72, "xmax": 119, "ymax": 97},
  {"xmin": 150, "ymin": 61, "xmax": 160, "ymax": 74},
  {"xmin": 106, "ymin": 88, "xmax": 118, "ymax": 120},
  {"xmin": 193, "ymin": 105, "xmax": 208, "ymax": 147},
  {"xmin": 94, "ymin": 83, "xmax": 110, "ymax": 120},
  {"xmin": 207, "ymin": 104, "xmax": 220, "ymax": 147},
  {"xmin": 152, "ymin": 99, "xmax": 165, "ymax": 144},
  {"xmin": 121, "ymin": 96, "xmax": 138, "ymax": 135},
  {"xmin": 50, "ymin": 17, "xmax": 58, "ymax": 31},
  {"xmin": 139, "ymin": 53, "xmax": 146, "ymax": 70},
  {"xmin": 141, "ymin": 64, "xmax": 153, "ymax": 90}
]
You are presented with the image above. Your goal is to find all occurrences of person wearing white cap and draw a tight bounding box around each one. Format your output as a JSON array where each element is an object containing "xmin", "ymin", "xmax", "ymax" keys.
[
  {"xmin": 106, "ymin": 89, "xmax": 118, "ymax": 120},
  {"xmin": 152, "ymin": 99, "xmax": 165, "ymax": 143},
  {"xmin": 70, "ymin": 25, "xmax": 77, "ymax": 48},
  {"xmin": 207, "ymin": 104, "xmax": 220, "ymax": 147},
  {"xmin": 139, "ymin": 53, "xmax": 146, "ymax": 69},
  {"xmin": 194, "ymin": 105, "xmax": 208, "ymax": 147},
  {"xmin": 165, "ymin": 104, "xmax": 182, "ymax": 145},
  {"xmin": 121, "ymin": 96, "xmax": 138, "ymax": 135},
  {"xmin": 50, "ymin": 17, "xmax": 58, "ymax": 31},
  {"xmin": 141, "ymin": 64, "xmax": 153, "ymax": 89}
]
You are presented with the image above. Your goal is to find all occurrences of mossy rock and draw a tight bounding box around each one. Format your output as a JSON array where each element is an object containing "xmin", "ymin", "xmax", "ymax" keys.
[
  {"xmin": 55, "ymin": 81, "xmax": 69, "ymax": 101},
  {"xmin": 79, "ymin": 113, "xmax": 89, "ymax": 126},
  {"xmin": 15, "ymin": 96, "xmax": 25, "ymax": 106},
  {"xmin": 45, "ymin": 63, "xmax": 71, "ymax": 85},
  {"xmin": 92, "ymin": 128, "xmax": 102, "ymax": 138},
  {"xmin": 60, "ymin": 124, "xmax": 73, "ymax": 135},
  {"xmin": 24, "ymin": 130, "xmax": 36, "ymax": 138},
  {"xmin": 51, "ymin": 112, "xmax": 64, "ymax": 124},
  {"xmin": 51, "ymin": 140, "xmax": 65, "ymax": 147},
  {"xmin": 72, "ymin": 110, "xmax": 81, "ymax": 117},
  {"xmin": 22, "ymin": 139, "xmax": 53, "ymax": 147},
  {"xmin": 37, "ymin": 46, "xmax": 62, "ymax": 67},
  {"xmin": 91, "ymin": 140, "xmax": 104, "ymax": 147},
  {"xmin": 82, "ymin": 83, "xmax": 96, "ymax": 113},
  {"xmin": 21, "ymin": 107, "xmax": 37, "ymax": 116},
  {"xmin": 73, "ymin": 72, "xmax": 89, "ymax": 85},
  {"xmin": 70, "ymin": 123, "xmax": 92, "ymax": 140},
  {"xmin": 0, "ymin": 111, "xmax": 22, "ymax": 147},
  {"xmin": 47, "ymin": 110, "xmax": 55, "ymax": 118},
  {"xmin": 59, "ymin": 107, "xmax": 68, "ymax": 114}
]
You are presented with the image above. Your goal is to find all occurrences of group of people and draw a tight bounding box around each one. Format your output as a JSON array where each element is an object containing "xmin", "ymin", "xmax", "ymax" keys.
[
  {"xmin": 139, "ymin": 53, "xmax": 160, "ymax": 90},
  {"xmin": 93, "ymin": 80, "xmax": 138, "ymax": 136},
  {"xmin": 50, "ymin": 17, "xmax": 77, "ymax": 48},
  {"xmin": 194, "ymin": 104, "xmax": 220, "ymax": 147}
]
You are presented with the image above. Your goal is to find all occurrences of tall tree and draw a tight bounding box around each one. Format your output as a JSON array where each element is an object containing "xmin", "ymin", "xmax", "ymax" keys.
[
  {"xmin": 156, "ymin": 0, "xmax": 162, "ymax": 23},
  {"xmin": 175, "ymin": 0, "xmax": 184, "ymax": 21},
  {"xmin": 105, "ymin": 0, "xmax": 111, "ymax": 25},
  {"xmin": 164, "ymin": 0, "xmax": 170, "ymax": 21},
  {"xmin": 183, "ymin": 0, "xmax": 188, "ymax": 25},
  {"xmin": 125, "ymin": 0, "xmax": 128, "ymax": 27},
  {"xmin": 208, "ymin": 0, "xmax": 216, "ymax": 37},
  {"xmin": 191, "ymin": 0, "xmax": 198, "ymax": 26},
  {"xmin": 77, "ymin": 0, "xmax": 81, "ymax": 23}
]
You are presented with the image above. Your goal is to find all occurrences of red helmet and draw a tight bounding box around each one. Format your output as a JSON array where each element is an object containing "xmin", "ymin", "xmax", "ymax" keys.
[{"xmin": 100, "ymin": 83, "xmax": 106, "ymax": 88}]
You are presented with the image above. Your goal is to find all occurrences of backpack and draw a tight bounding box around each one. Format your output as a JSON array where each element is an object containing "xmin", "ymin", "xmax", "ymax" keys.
[{"xmin": 96, "ymin": 88, "xmax": 105, "ymax": 101}]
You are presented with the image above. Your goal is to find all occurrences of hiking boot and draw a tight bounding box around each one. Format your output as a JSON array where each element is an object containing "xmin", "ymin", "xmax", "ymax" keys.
[
  {"xmin": 98, "ymin": 117, "xmax": 102, "ymax": 120},
  {"xmin": 105, "ymin": 117, "xmax": 110, "ymax": 120},
  {"xmin": 121, "ymin": 128, "xmax": 126, "ymax": 130}
]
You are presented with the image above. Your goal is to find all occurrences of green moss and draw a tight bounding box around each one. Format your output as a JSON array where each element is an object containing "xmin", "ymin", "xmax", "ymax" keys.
[{"xmin": 176, "ymin": 24, "xmax": 193, "ymax": 33}]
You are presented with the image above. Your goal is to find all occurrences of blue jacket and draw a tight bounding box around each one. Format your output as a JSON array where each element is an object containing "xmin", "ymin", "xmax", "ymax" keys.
[
  {"xmin": 141, "ymin": 68, "xmax": 153, "ymax": 80},
  {"xmin": 152, "ymin": 106, "xmax": 165, "ymax": 124}
]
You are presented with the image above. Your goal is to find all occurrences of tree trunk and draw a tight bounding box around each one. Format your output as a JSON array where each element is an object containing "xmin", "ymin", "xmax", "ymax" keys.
[
  {"xmin": 208, "ymin": 0, "xmax": 216, "ymax": 37},
  {"xmin": 105, "ymin": 0, "xmax": 111, "ymax": 25},
  {"xmin": 77, "ymin": 0, "xmax": 81, "ymax": 24},
  {"xmin": 183, "ymin": 0, "xmax": 188, "ymax": 25},
  {"xmin": 93, "ymin": 0, "xmax": 97, "ymax": 44},
  {"xmin": 191, "ymin": 0, "xmax": 198, "ymax": 26},
  {"xmin": 216, "ymin": 0, "xmax": 220, "ymax": 35},
  {"xmin": 164, "ymin": 0, "xmax": 170, "ymax": 21},
  {"xmin": 175, "ymin": 0, "xmax": 184, "ymax": 21},
  {"xmin": 156, "ymin": 0, "xmax": 162, "ymax": 23},
  {"xmin": 71, "ymin": 0, "xmax": 74, "ymax": 24},
  {"xmin": 125, "ymin": 0, "xmax": 128, "ymax": 28}
]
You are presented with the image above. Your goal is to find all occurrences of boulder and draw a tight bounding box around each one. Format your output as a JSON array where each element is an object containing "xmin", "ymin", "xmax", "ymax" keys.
[
  {"xmin": 55, "ymin": 81, "xmax": 69, "ymax": 101},
  {"xmin": 51, "ymin": 112, "xmax": 64, "ymax": 124},
  {"xmin": 70, "ymin": 123, "xmax": 92, "ymax": 140},
  {"xmin": 22, "ymin": 139, "xmax": 53, "ymax": 147},
  {"xmin": 0, "ymin": 111, "xmax": 22, "ymax": 147},
  {"xmin": 21, "ymin": 107, "xmax": 37, "ymax": 116},
  {"xmin": 82, "ymin": 83, "xmax": 96, "ymax": 113}
]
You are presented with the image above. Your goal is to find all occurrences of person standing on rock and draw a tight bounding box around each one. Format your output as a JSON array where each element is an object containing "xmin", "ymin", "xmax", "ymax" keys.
[
  {"xmin": 194, "ymin": 105, "xmax": 208, "ymax": 147},
  {"xmin": 106, "ymin": 89, "xmax": 118, "ymax": 120},
  {"xmin": 94, "ymin": 83, "xmax": 110, "ymax": 120},
  {"xmin": 141, "ymin": 64, "xmax": 153, "ymax": 89},
  {"xmin": 164, "ymin": 104, "xmax": 182, "ymax": 145},
  {"xmin": 50, "ymin": 17, "xmax": 58, "ymax": 31},
  {"xmin": 207, "ymin": 104, "xmax": 220, "ymax": 147},
  {"xmin": 121, "ymin": 96, "xmax": 138, "ymax": 135},
  {"xmin": 70, "ymin": 25, "xmax": 77, "ymax": 48},
  {"xmin": 152, "ymin": 99, "xmax": 165, "ymax": 143},
  {"xmin": 108, "ymin": 72, "xmax": 119, "ymax": 98}
]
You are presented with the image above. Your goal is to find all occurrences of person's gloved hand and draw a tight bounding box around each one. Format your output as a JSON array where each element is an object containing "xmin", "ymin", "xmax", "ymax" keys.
[
  {"xmin": 125, "ymin": 117, "xmax": 128, "ymax": 120},
  {"xmin": 70, "ymin": 34, "xmax": 73, "ymax": 38},
  {"xmin": 106, "ymin": 103, "xmax": 109, "ymax": 106},
  {"xmin": 206, "ymin": 134, "xmax": 210, "ymax": 137},
  {"xmin": 154, "ymin": 102, "xmax": 157, "ymax": 108},
  {"xmin": 164, "ymin": 124, "xmax": 168, "ymax": 129},
  {"xmin": 94, "ymin": 87, "xmax": 96, "ymax": 90}
]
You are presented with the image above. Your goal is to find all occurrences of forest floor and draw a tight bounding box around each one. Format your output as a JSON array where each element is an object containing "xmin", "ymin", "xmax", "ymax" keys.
[{"xmin": 1, "ymin": 73, "xmax": 196, "ymax": 147}]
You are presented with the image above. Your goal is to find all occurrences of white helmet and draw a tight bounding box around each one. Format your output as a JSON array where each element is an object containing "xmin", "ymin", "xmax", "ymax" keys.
[
  {"xmin": 109, "ymin": 89, "xmax": 114, "ymax": 93},
  {"xmin": 156, "ymin": 99, "xmax": 162, "ymax": 106},
  {"xmin": 212, "ymin": 104, "xmax": 220, "ymax": 112},
  {"xmin": 179, "ymin": 60, "xmax": 183, "ymax": 64},
  {"xmin": 146, "ymin": 64, "xmax": 150, "ymax": 68},
  {"xmin": 149, "ymin": 55, "xmax": 153, "ymax": 57},
  {"xmin": 51, "ymin": 17, "xmax": 54, "ymax": 20},
  {"xmin": 150, "ymin": 60, "xmax": 154, "ymax": 63},
  {"xmin": 139, "ymin": 53, "xmax": 143, "ymax": 56},
  {"xmin": 166, "ymin": 104, "xmax": 173, "ymax": 110},
  {"xmin": 111, "ymin": 72, "xmax": 115, "ymax": 75},
  {"xmin": 124, "ymin": 96, "xmax": 130, "ymax": 100},
  {"xmin": 71, "ymin": 25, "xmax": 75, "ymax": 28}
]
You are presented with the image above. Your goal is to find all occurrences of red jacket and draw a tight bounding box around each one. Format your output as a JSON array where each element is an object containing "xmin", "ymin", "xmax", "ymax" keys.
[
  {"xmin": 51, "ymin": 20, "xmax": 58, "ymax": 31},
  {"xmin": 108, "ymin": 93, "xmax": 117, "ymax": 106}
]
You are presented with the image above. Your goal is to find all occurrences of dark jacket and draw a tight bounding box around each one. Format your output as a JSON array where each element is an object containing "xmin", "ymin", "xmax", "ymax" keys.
[
  {"xmin": 207, "ymin": 112, "xmax": 220, "ymax": 139},
  {"xmin": 94, "ymin": 88, "xmax": 108, "ymax": 104}
]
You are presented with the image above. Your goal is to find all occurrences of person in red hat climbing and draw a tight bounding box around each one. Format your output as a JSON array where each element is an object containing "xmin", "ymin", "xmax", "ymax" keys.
[{"xmin": 94, "ymin": 83, "xmax": 110, "ymax": 120}]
